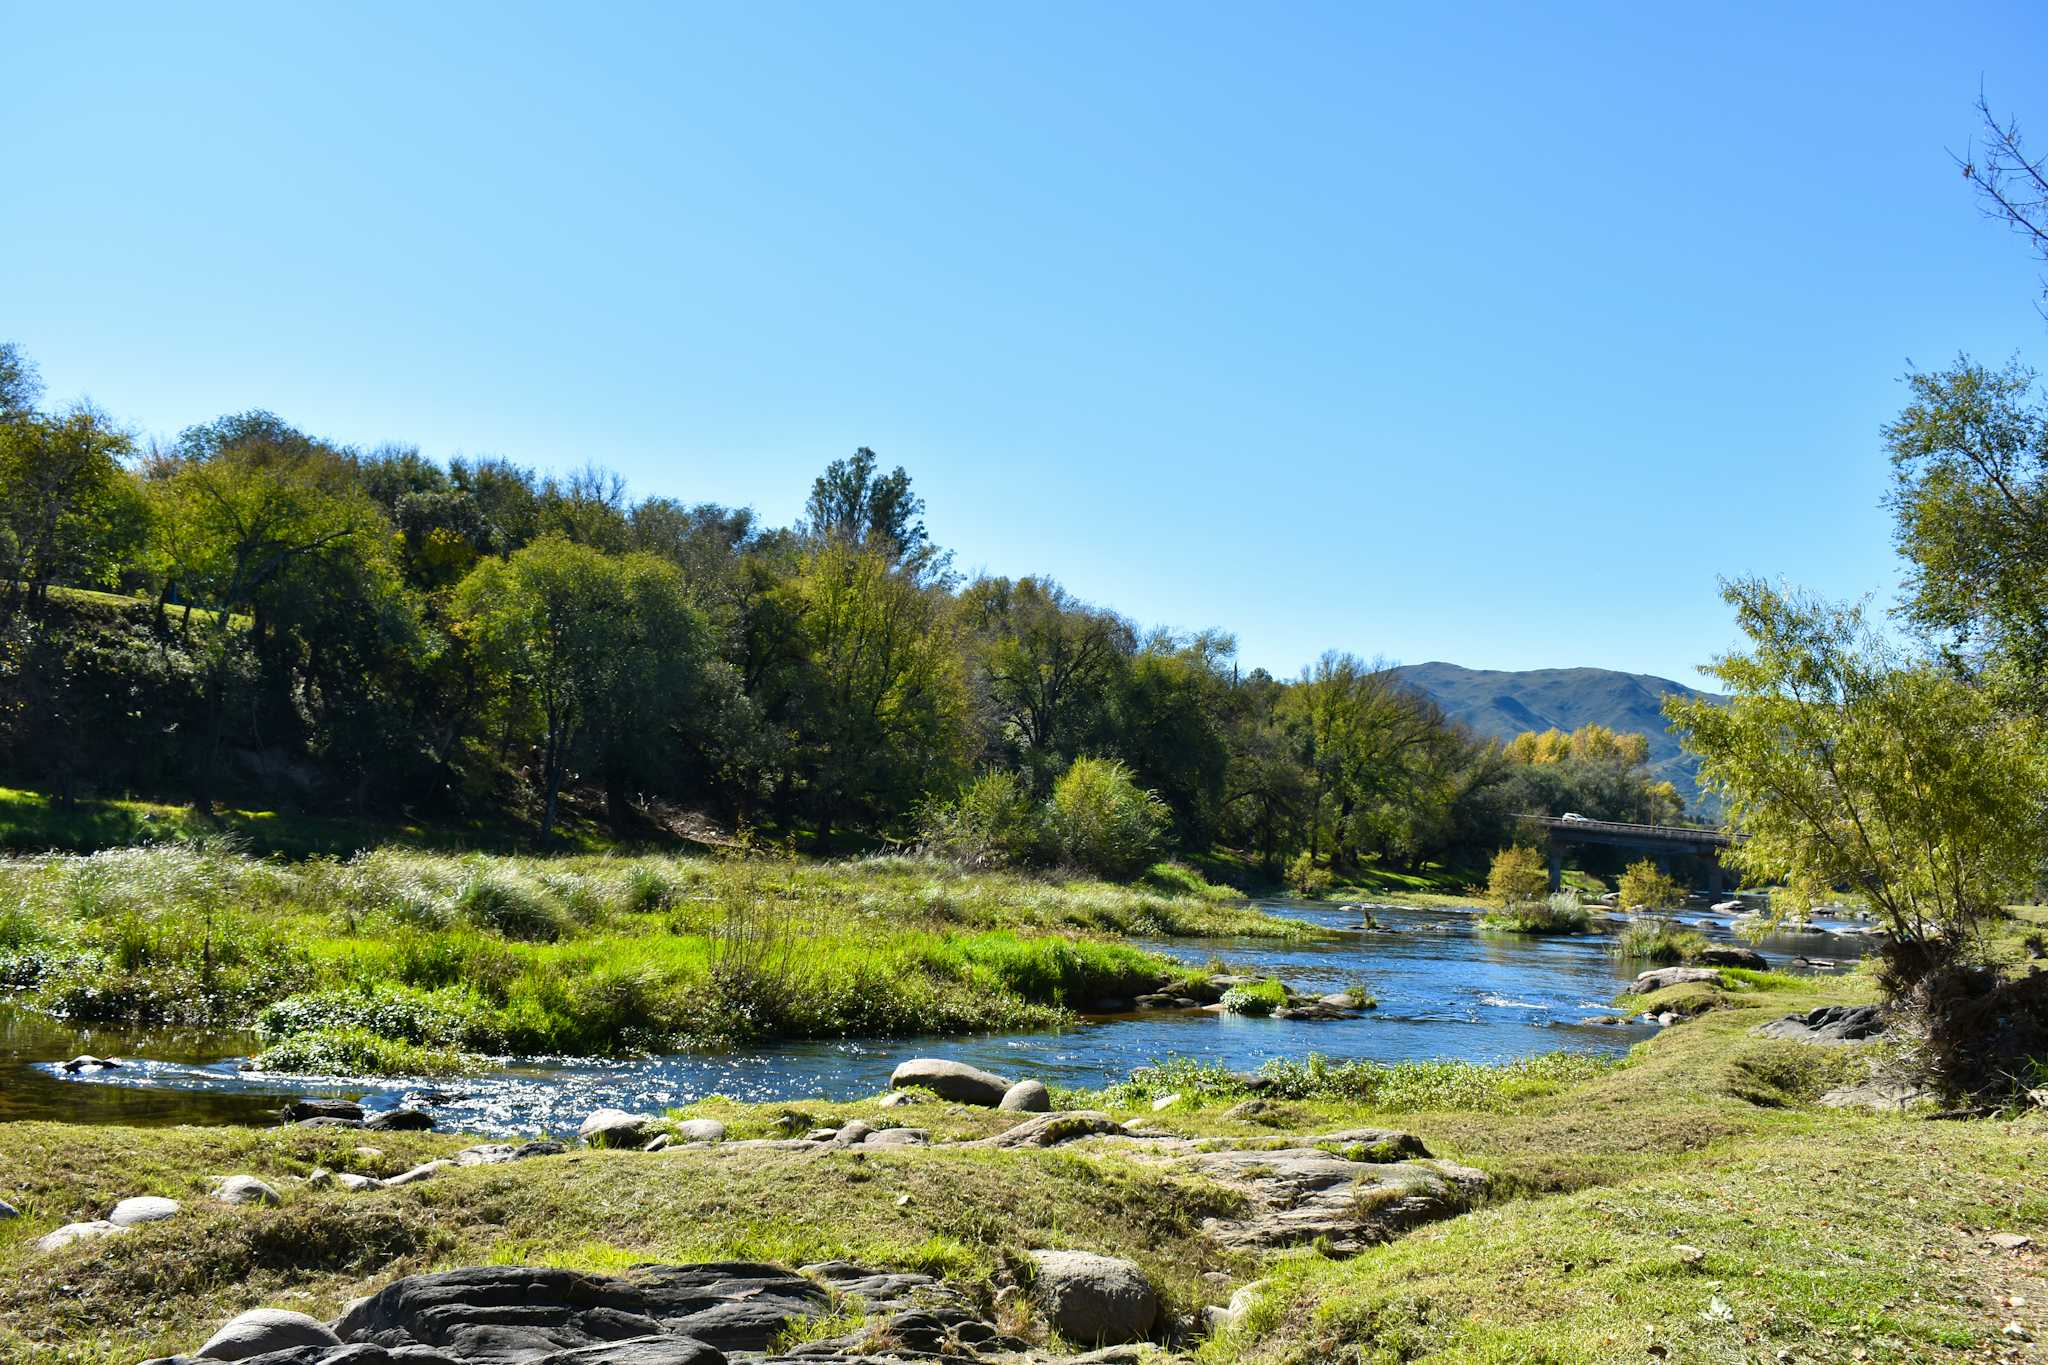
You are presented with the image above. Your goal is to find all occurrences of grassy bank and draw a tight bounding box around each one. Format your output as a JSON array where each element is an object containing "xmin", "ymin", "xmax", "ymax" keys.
[
  {"xmin": 3, "ymin": 968, "xmax": 2043, "ymax": 1362},
  {"xmin": 0, "ymin": 846, "xmax": 1314, "ymax": 1069}
]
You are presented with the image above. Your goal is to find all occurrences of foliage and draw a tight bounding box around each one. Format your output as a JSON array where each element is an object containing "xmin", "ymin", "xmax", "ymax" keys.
[
  {"xmin": 1044, "ymin": 757, "xmax": 1168, "ymax": 879},
  {"xmin": 1218, "ymin": 976, "xmax": 1288, "ymax": 1016},
  {"xmin": 1616, "ymin": 858, "xmax": 1683, "ymax": 911},
  {"xmin": 918, "ymin": 770, "xmax": 1043, "ymax": 869},
  {"xmin": 1285, "ymin": 848, "xmax": 1333, "ymax": 897},
  {"xmin": 1480, "ymin": 890, "xmax": 1591, "ymax": 935},
  {"xmin": 1485, "ymin": 845, "xmax": 1550, "ymax": 907},
  {"xmin": 1611, "ymin": 919, "xmax": 1709, "ymax": 964}
]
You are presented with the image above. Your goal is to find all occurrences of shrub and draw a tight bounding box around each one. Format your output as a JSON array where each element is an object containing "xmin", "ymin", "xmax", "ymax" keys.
[
  {"xmin": 453, "ymin": 867, "xmax": 562, "ymax": 941},
  {"xmin": 1486, "ymin": 846, "xmax": 1550, "ymax": 906},
  {"xmin": 1220, "ymin": 977, "xmax": 1289, "ymax": 1016},
  {"xmin": 1045, "ymin": 758, "xmax": 1168, "ymax": 880},
  {"xmin": 920, "ymin": 770, "xmax": 1044, "ymax": 869},
  {"xmin": 1617, "ymin": 858, "xmax": 1684, "ymax": 911},
  {"xmin": 1612, "ymin": 919, "xmax": 1709, "ymax": 963},
  {"xmin": 1287, "ymin": 850, "xmax": 1334, "ymax": 898},
  {"xmin": 1481, "ymin": 890, "xmax": 1591, "ymax": 935}
]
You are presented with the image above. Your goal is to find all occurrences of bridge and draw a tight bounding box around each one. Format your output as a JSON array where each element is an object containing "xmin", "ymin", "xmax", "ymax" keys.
[{"xmin": 1517, "ymin": 814, "xmax": 1737, "ymax": 894}]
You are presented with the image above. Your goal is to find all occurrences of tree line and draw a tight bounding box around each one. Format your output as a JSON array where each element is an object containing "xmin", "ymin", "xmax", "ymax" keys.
[{"xmin": 0, "ymin": 356, "xmax": 1679, "ymax": 876}]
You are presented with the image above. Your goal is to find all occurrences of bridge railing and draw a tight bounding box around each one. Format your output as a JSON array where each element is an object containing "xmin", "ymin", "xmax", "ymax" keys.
[{"xmin": 1515, "ymin": 814, "xmax": 1734, "ymax": 846}]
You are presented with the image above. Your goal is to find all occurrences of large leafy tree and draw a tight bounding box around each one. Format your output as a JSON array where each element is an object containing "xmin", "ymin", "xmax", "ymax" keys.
[
  {"xmin": 1668, "ymin": 579, "xmax": 2046, "ymax": 998},
  {"xmin": 959, "ymin": 576, "xmax": 1133, "ymax": 785},
  {"xmin": 0, "ymin": 403, "xmax": 146, "ymax": 617},
  {"xmin": 801, "ymin": 448, "xmax": 936, "ymax": 575},
  {"xmin": 455, "ymin": 536, "xmax": 711, "ymax": 837}
]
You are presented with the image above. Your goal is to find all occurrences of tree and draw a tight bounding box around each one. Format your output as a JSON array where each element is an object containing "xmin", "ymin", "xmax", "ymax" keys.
[
  {"xmin": 1046, "ymin": 756, "xmax": 1168, "ymax": 879},
  {"xmin": 801, "ymin": 448, "xmax": 935, "ymax": 573},
  {"xmin": 1616, "ymin": 858, "xmax": 1683, "ymax": 911},
  {"xmin": 1958, "ymin": 94, "xmax": 2048, "ymax": 313},
  {"xmin": 454, "ymin": 536, "xmax": 710, "ymax": 837},
  {"xmin": 0, "ymin": 342, "xmax": 42, "ymax": 417},
  {"xmin": 1486, "ymin": 845, "xmax": 1550, "ymax": 907},
  {"xmin": 0, "ymin": 403, "xmax": 145, "ymax": 616},
  {"xmin": 1667, "ymin": 579, "xmax": 2047, "ymax": 1085},
  {"xmin": 960, "ymin": 576, "xmax": 1133, "ymax": 784}
]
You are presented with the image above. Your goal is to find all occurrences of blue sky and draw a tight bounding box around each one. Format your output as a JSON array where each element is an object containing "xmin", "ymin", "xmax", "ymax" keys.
[{"xmin": 6, "ymin": 2, "xmax": 2045, "ymax": 685}]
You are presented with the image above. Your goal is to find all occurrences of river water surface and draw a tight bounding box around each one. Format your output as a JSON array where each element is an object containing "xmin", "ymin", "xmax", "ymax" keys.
[{"xmin": 1, "ymin": 900, "xmax": 1877, "ymax": 1135}]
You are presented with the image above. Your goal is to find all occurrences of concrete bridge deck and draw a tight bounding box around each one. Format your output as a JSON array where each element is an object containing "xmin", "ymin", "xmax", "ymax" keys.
[{"xmin": 1517, "ymin": 814, "xmax": 1737, "ymax": 892}]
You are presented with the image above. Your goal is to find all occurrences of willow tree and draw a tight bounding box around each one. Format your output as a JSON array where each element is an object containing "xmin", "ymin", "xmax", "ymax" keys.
[{"xmin": 1667, "ymin": 579, "xmax": 2047, "ymax": 1085}]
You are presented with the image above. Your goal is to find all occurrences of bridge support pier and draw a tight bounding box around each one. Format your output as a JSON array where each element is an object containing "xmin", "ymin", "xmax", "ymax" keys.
[{"xmin": 1547, "ymin": 844, "xmax": 1563, "ymax": 894}]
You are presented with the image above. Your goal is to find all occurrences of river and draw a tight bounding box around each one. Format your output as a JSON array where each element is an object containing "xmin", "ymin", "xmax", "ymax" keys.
[{"xmin": 0, "ymin": 899, "xmax": 1878, "ymax": 1135}]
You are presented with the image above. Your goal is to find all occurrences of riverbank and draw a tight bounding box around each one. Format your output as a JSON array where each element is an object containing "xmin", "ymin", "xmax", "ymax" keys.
[
  {"xmin": 4, "ymin": 967, "xmax": 2043, "ymax": 1362},
  {"xmin": 0, "ymin": 847, "xmax": 1318, "ymax": 1072}
]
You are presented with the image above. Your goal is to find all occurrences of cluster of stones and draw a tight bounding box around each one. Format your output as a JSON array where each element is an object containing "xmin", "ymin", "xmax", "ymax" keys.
[
  {"xmin": 32, "ymin": 1175, "xmax": 282, "ymax": 1254},
  {"xmin": 1084, "ymin": 975, "xmax": 1373, "ymax": 1022},
  {"xmin": 138, "ymin": 1258, "xmax": 1175, "ymax": 1364}
]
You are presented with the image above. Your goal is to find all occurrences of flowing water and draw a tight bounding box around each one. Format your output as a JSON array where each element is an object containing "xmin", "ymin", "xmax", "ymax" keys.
[{"xmin": 0, "ymin": 899, "xmax": 1880, "ymax": 1135}]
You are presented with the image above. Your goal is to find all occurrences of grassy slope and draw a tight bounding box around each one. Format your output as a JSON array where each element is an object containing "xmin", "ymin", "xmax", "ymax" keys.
[
  {"xmin": 3, "ymin": 970, "xmax": 2043, "ymax": 1363},
  {"xmin": 0, "ymin": 846, "xmax": 1317, "ymax": 1065}
]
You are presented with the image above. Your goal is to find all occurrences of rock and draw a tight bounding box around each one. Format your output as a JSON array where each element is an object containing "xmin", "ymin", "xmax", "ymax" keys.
[
  {"xmin": 866, "ymin": 1127, "xmax": 929, "ymax": 1146},
  {"xmin": 1695, "ymin": 946, "xmax": 1767, "ymax": 969},
  {"xmin": 1674, "ymin": 1244, "xmax": 1706, "ymax": 1267},
  {"xmin": 831, "ymin": 1120, "xmax": 875, "ymax": 1146},
  {"xmin": 35, "ymin": 1219, "xmax": 124, "ymax": 1252},
  {"xmin": 1756, "ymin": 1003, "xmax": 1887, "ymax": 1044},
  {"xmin": 61, "ymin": 1054, "xmax": 120, "ymax": 1072},
  {"xmin": 888, "ymin": 1058, "xmax": 1011, "ymax": 1106},
  {"xmin": 1710, "ymin": 900, "xmax": 1745, "ymax": 913},
  {"xmin": 0, "ymin": 1198, "xmax": 16, "ymax": 1219},
  {"xmin": 284, "ymin": 1098, "xmax": 365, "ymax": 1123},
  {"xmin": 1625, "ymin": 967, "xmax": 1721, "ymax": 994},
  {"xmin": 335, "ymin": 1262, "xmax": 828, "ymax": 1356},
  {"xmin": 877, "ymin": 1090, "xmax": 917, "ymax": 1108},
  {"xmin": 1319, "ymin": 991, "xmax": 1371, "ymax": 1009},
  {"xmin": 803, "ymin": 1128, "xmax": 839, "ymax": 1143},
  {"xmin": 211, "ymin": 1175, "xmax": 282, "ymax": 1206},
  {"xmin": 380, "ymin": 1160, "xmax": 451, "ymax": 1188},
  {"xmin": 1989, "ymin": 1232, "xmax": 2034, "ymax": 1251},
  {"xmin": 998, "ymin": 1080, "xmax": 1052, "ymax": 1113},
  {"xmin": 965, "ymin": 1111, "xmax": 1124, "ymax": 1149},
  {"xmin": 1819, "ymin": 1081, "xmax": 1935, "ymax": 1112},
  {"xmin": 1026, "ymin": 1250, "xmax": 1157, "ymax": 1346},
  {"xmin": 643, "ymin": 1134, "xmax": 672, "ymax": 1153},
  {"xmin": 110, "ymin": 1195, "xmax": 181, "ymax": 1226},
  {"xmin": 674, "ymin": 1119, "xmax": 726, "ymax": 1144},
  {"xmin": 1272, "ymin": 1001, "xmax": 1360, "ymax": 1021},
  {"xmin": 1150, "ymin": 1093, "xmax": 1182, "ymax": 1111},
  {"xmin": 293, "ymin": 1116, "xmax": 365, "ymax": 1129},
  {"xmin": 332, "ymin": 1171, "xmax": 383, "ymax": 1191},
  {"xmin": 579, "ymin": 1108, "xmax": 655, "ymax": 1148},
  {"xmin": 365, "ymin": 1108, "xmax": 434, "ymax": 1132},
  {"xmin": 195, "ymin": 1308, "xmax": 341, "ymax": 1361}
]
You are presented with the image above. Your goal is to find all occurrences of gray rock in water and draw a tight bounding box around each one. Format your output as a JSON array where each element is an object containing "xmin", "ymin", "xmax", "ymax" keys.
[
  {"xmin": 579, "ymin": 1108, "xmax": 655, "ymax": 1148},
  {"xmin": 674, "ymin": 1119, "xmax": 726, "ymax": 1144},
  {"xmin": 284, "ymin": 1098, "xmax": 364, "ymax": 1124},
  {"xmin": 365, "ymin": 1108, "xmax": 434, "ymax": 1132},
  {"xmin": 1756, "ymin": 1003, "xmax": 1887, "ymax": 1044},
  {"xmin": 1695, "ymin": 946, "xmax": 1767, "ymax": 970},
  {"xmin": 888, "ymin": 1058, "xmax": 1011, "ymax": 1106},
  {"xmin": 195, "ymin": 1308, "xmax": 341, "ymax": 1361},
  {"xmin": 1625, "ymin": 966, "xmax": 1722, "ymax": 995},
  {"xmin": 211, "ymin": 1175, "xmax": 282, "ymax": 1206},
  {"xmin": 110, "ymin": 1195, "xmax": 181, "ymax": 1226},
  {"xmin": 34, "ymin": 1219, "xmax": 125, "ymax": 1253},
  {"xmin": 998, "ymin": 1080, "xmax": 1052, "ymax": 1112},
  {"xmin": 1027, "ymin": 1250, "xmax": 1158, "ymax": 1346},
  {"xmin": 62, "ymin": 1054, "xmax": 120, "ymax": 1072}
]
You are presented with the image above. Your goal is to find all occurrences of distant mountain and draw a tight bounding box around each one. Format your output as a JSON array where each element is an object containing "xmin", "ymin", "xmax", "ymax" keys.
[{"xmin": 1387, "ymin": 662, "xmax": 1721, "ymax": 807}]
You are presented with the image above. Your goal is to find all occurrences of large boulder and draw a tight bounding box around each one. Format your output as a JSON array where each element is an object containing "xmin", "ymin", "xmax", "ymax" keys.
[
  {"xmin": 1696, "ymin": 946, "xmax": 1767, "ymax": 970},
  {"xmin": 195, "ymin": 1308, "xmax": 341, "ymax": 1361},
  {"xmin": 579, "ymin": 1109, "xmax": 655, "ymax": 1148},
  {"xmin": 673, "ymin": 1119, "xmax": 726, "ymax": 1144},
  {"xmin": 888, "ymin": 1058, "xmax": 1010, "ymax": 1106},
  {"xmin": 1624, "ymin": 966, "xmax": 1721, "ymax": 995},
  {"xmin": 109, "ymin": 1195, "xmax": 181, "ymax": 1226},
  {"xmin": 365, "ymin": 1108, "xmax": 435, "ymax": 1132},
  {"xmin": 284, "ymin": 1098, "xmax": 364, "ymax": 1124},
  {"xmin": 1026, "ymin": 1249, "xmax": 1157, "ymax": 1345},
  {"xmin": 335, "ymin": 1262, "xmax": 825, "ymax": 1356},
  {"xmin": 998, "ymin": 1080, "xmax": 1052, "ymax": 1113},
  {"xmin": 1756, "ymin": 1003, "xmax": 1887, "ymax": 1044}
]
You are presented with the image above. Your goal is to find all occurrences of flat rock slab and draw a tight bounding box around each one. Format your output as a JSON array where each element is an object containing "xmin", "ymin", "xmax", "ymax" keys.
[
  {"xmin": 1756, "ymin": 1003, "xmax": 1887, "ymax": 1044},
  {"xmin": 1626, "ymin": 967, "xmax": 1721, "ymax": 994}
]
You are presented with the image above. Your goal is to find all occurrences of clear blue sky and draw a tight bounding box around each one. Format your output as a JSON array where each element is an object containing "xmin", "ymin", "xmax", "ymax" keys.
[{"xmin": 7, "ymin": 2, "xmax": 2045, "ymax": 685}]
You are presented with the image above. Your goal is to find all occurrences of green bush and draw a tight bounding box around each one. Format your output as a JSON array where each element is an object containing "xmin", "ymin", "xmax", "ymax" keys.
[
  {"xmin": 452, "ymin": 867, "xmax": 562, "ymax": 941},
  {"xmin": 1220, "ymin": 977, "xmax": 1289, "ymax": 1016},
  {"xmin": 1287, "ymin": 850, "xmax": 1334, "ymax": 898},
  {"xmin": 1481, "ymin": 890, "xmax": 1592, "ymax": 935},
  {"xmin": 919, "ymin": 770, "xmax": 1044, "ymax": 869},
  {"xmin": 1486, "ymin": 846, "xmax": 1551, "ymax": 906},
  {"xmin": 1617, "ymin": 858, "xmax": 1685, "ymax": 911},
  {"xmin": 1046, "ymin": 758, "xmax": 1168, "ymax": 880},
  {"xmin": 1612, "ymin": 919, "xmax": 1709, "ymax": 963}
]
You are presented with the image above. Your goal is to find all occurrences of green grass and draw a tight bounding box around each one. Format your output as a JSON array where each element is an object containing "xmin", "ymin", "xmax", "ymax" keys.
[
  {"xmin": 0, "ymin": 845, "xmax": 1317, "ymax": 1067},
  {"xmin": 5, "ymin": 966, "xmax": 2043, "ymax": 1363},
  {"xmin": 1220, "ymin": 977, "xmax": 1290, "ymax": 1016},
  {"xmin": 1478, "ymin": 896, "xmax": 1594, "ymax": 936},
  {"xmin": 1612, "ymin": 918, "xmax": 1711, "ymax": 963}
]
